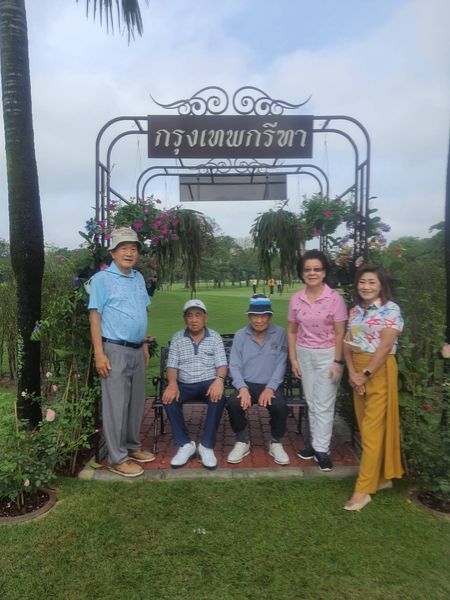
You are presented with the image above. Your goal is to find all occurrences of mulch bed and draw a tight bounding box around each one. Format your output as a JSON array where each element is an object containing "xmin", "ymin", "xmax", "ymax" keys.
[
  {"xmin": 0, "ymin": 489, "xmax": 50, "ymax": 518},
  {"xmin": 416, "ymin": 491, "xmax": 450, "ymax": 515}
]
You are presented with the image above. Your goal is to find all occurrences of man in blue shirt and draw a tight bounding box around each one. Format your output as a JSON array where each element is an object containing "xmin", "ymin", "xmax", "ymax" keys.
[
  {"xmin": 88, "ymin": 227, "xmax": 155, "ymax": 478},
  {"xmin": 162, "ymin": 299, "xmax": 227, "ymax": 469},
  {"xmin": 227, "ymin": 294, "xmax": 290, "ymax": 465}
]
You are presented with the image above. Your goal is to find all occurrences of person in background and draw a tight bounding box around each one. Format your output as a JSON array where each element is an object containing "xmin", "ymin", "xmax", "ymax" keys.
[
  {"xmin": 162, "ymin": 300, "xmax": 227, "ymax": 470},
  {"xmin": 343, "ymin": 265, "xmax": 404, "ymax": 511},
  {"xmin": 88, "ymin": 227, "xmax": 155, "ymax": 478},
  {"xmin": 287, "ymin": 250, "xmax": 347, "ymax": 472},
  {"xmin": 226, "ymin": 294, "xmax": 290, "ymax": 465}
]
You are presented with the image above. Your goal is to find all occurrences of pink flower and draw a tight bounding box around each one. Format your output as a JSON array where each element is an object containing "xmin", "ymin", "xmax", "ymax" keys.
[
  {"xmin": 322, "ymin": 210, "xmax": 332, "ymax": 218},
  {"xmin": 56, "ymin": 255, "xmax": 65, "ymax": 263},
  {"xmin": 421, "ymin": 403, "xmax": 431, "ymax": 413},
  {"xmin": 51, "ymin": 384, "xmax": 58, "ymax": 393},
  {"xmin": 144, "ymin": 208, "xmax": 149, "ymax": 214},
  {"xmin": 24, "ymin": 479, "xmax": 30, "ymax": 487},
  {"xmin": 441, "ymin": 344, "xmax": 450, "ymax": 359},
  {"xmin": 133, "ymin": 220, "xmax": 143, "ymax": 231},
  {"xmin": 104, "ymin": 233, "xmax": 111, "ymax": 241},
  {"xmin": 45, "ymin": 408, "xmax": 56, "ymax": 422},
  {"xmin": 161, "ymin": 225, "xmax": 169, "ymax": 235},
  {"xmin": 313, "ymin": 229, "xmax": 321, "ymax": 237},
  {"xmin": 99, "ymin": 263, "xmax": 108, "ymax": 271}
]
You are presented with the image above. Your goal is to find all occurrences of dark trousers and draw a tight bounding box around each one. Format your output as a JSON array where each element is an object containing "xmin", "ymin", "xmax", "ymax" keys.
[
  {"xmin": 226, "ymin": 382, "xmax": 288, "ymax": 440},
  {"xmin": 164, "ymin": 379, "xmax": 226, "ymax": 449}
]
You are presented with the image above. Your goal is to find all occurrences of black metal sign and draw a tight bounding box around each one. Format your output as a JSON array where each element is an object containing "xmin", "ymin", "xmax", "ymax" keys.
[{"xmin": 148, "ymin": 115, "xmax": 313, "ymax": 159}]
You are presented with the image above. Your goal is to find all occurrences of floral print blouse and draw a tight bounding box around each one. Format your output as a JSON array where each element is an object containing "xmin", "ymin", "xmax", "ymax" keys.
[{"xmin": 348, "ymin": 300, "xmax": 404, "ymax": 354}]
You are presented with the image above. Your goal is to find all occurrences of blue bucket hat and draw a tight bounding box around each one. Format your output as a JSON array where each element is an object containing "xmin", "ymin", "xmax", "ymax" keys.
[{"xmin": 247, "ymin": 294, "xmax": 273, "ymax": 315}]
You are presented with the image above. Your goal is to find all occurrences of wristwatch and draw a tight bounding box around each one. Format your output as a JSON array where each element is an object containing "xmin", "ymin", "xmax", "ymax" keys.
[
  {"xmin": 334, "ymin": 359, "xmax": 345, "ymax": 365},
  {"xmin": 362, "ymin": 369, "xmax": 373, "ymax": 378}
]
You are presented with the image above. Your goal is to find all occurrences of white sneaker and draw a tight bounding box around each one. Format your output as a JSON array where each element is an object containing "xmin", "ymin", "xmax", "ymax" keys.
[
  {"xmin": 170, "ymin": 441, "xmax": 196, "ymax": 468},
  {"xmin": 227, "ymin": 441, "xmax": 251, "ymax": 464},
  {"xmin": 269, "ymin": 442, "xmax": 290, "ymax": 465},
  {"xmin": 198, "ymin": 443, "xmax": 217, "ymax": 470}
]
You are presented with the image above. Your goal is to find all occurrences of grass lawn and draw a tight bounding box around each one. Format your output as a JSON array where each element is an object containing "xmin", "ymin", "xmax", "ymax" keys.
[
  {"xmin": 2, "ymin": 285, "xmax": 449, "ymax": 599},
  {"xmin": 146, "ymin": 282, "xmax": 301, "ymax": 382},
  {"xmin": 0, "ymin": 477, "xmax": 449, "ymax": 600}
]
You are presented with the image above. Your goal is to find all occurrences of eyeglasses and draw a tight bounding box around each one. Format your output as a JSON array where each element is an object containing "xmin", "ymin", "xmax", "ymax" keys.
[{"xmin": 303, "ymin": 267, "xmax": 324, "ymax": 273}]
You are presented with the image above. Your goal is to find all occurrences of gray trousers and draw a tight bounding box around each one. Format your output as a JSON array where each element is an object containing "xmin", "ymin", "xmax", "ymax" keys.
[{"xmin": 101, "ymin": 342, "xmax": 146, "ymax": 465}]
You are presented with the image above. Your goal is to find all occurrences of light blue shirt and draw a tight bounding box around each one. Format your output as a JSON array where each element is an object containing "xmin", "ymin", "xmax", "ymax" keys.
[
  {"xmin": 229, "ymin": 323, "xmax": 288, "ymax": 391},
  {"xmin": 88, "ymin": 261, "xmax": 150, "ymax": 343},
  {"xmin": 167, "ymin": 327, "xmax": 227, "ymax": 384}
]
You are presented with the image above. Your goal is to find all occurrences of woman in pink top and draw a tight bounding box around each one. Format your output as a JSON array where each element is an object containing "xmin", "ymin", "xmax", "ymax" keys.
[{"xmin": 287, "ymin": 250, "xmax": 347, "ymax": 471}]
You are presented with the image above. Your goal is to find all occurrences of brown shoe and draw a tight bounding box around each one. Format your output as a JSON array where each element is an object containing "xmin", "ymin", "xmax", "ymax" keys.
[
  {"xmin": 108, "ymin": 460, "xmax": 144, "ymax": 478},
  {"xmin": 129, "ymin": 450, "xmax": 156, "ymax": 463}
]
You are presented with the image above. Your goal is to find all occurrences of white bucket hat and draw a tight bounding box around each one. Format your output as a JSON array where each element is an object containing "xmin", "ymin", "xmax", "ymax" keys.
[{"xmin": 109, "ymin": 227, "xmax": 142, "ymax": 251}]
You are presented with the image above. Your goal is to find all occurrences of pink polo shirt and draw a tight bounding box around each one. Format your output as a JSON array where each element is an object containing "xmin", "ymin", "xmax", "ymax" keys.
[{"xmin": 288, "ymin": 284, "xmax": 348, "ymax": 349}]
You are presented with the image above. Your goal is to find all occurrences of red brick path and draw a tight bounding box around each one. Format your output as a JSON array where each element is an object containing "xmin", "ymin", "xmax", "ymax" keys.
[{"xmin": 102, "ymin": 399, "xmax": 359, "ymax": 472}]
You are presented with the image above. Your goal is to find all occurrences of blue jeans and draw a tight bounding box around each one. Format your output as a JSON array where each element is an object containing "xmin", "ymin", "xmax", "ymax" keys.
[{"xmin": 163, "ymin": 379, "xmax": 226, "ymax": 448}]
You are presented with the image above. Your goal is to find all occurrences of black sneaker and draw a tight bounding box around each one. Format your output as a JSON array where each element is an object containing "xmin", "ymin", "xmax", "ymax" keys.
[
  {"xmin": 314, "ymin": 452, "xmax": 333, "ymax": 472},
  {"xmin": 297, "ymin": 447, "xmax": 315, "ymax": 460}
]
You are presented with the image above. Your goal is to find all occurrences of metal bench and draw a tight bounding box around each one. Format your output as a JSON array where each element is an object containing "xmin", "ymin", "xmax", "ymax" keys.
[{"xmin": 150, "ymin": 333, "xmax": 309, "ymax": 454}]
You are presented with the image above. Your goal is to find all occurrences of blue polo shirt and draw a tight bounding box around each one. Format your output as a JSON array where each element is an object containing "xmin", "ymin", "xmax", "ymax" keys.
[
  {"xmin": 229, "ymin": 323, "xmax": 287, "ymax": 391},
  {"xmin": 88, "ymin": 261, "xmax": 150, "ymax": 343},
  {"xmin": 167, "ymin": 327, "xmax": 227, "ymax": 384}
]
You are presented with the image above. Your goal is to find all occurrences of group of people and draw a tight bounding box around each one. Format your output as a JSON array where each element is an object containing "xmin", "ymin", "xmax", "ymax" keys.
[{"xmin": 88, "ymin": 227, "xmax": 404, "ymax": 511}]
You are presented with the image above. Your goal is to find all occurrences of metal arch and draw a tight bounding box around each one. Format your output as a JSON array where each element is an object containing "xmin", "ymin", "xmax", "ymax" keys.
[
  {"xmin": 136, "ymin": 161, "xmax": 330, "ymax": 202},
  {"xmin": 95, "ymin": 87, "xmax": 371, "ymax": 256},
  {"xmin": 313, "ymin": 115, "xmax": 371, "ymax": 256},
  {"xmin": 140, "ymin": 166, "xmax": 327, "ymax": 202}
]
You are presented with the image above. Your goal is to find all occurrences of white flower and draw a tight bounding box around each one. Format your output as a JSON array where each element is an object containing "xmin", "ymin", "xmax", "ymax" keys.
[
  {"xmin": 20, "ymin": 391, "xmax": 27, "ymax": 397},
  {"xmin": 45, "ymin": 371, "xmax": 53, "ymax": 379},
  {"xmin": 45, "ymin": 408, "xmax": 56, "ymax": 422}
]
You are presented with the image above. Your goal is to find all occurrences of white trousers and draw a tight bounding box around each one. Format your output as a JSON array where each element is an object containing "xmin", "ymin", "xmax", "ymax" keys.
[{"xmin": 296, "ymin": 346, "xmax": 338, "ymax": 453}]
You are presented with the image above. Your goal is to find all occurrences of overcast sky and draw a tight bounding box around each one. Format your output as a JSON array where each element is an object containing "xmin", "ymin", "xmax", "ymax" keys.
[{"xmin": 0, "ymin": 0, "xmax": 449, "ymax": 249}]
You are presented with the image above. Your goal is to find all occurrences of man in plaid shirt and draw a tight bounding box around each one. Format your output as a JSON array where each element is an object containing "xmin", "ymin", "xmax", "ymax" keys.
[{"xmin": 162, "ymin": 299, "xmax": 227, "ymax": 469}]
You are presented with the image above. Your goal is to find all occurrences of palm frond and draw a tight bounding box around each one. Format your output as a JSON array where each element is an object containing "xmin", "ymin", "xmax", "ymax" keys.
[{"xmin": 79, "ymin": 0, "xmax": 148, "ymax": 40}]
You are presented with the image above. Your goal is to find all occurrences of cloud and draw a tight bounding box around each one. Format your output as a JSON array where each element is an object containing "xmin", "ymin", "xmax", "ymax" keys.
[{"xmin": 0, "ymin": 0, "xmax": 448, "ymax": 249}]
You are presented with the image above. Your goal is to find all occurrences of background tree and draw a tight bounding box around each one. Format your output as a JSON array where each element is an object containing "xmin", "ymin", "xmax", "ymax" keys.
[{"xmin": 0, "ymin": 0, "xmax": 146, "ymax": 425}]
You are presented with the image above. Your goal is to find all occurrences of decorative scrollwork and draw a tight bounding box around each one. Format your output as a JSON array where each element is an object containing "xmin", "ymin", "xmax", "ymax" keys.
[
  {"xmin": 151, "ymin": 86, "xmax": 311, "ymax": 116},
  {"xmin": 233, "ymin": 86, "xmax": 311, "ymax": 116},
  {"xmin": 151, "ymin": 86, "xmax": 228, "ymax": 115},
  {"xmin": 191, "ymin": 158, "xmax": 273, "ymax": 175}
]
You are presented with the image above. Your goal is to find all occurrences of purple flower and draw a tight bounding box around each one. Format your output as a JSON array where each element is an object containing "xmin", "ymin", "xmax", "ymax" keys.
[
  {"xmin": 72, "ymin": 276, "xmax": 80, "ymax": 288},
  {"xmin": 377, "ymin": 221, "xmax": 391, "ymax": 232}
]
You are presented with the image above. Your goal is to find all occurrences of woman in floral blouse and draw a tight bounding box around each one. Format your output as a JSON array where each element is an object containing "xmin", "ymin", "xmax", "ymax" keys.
[{"xmin": 343, "ymin": 265, "xmax": 404, "ymax": 511}]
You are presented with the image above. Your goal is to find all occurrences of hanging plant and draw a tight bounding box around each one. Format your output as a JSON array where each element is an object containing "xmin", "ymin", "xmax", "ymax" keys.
[
  {"xmin": 79, "ymin": 197, "xmax": 213, "ymax": 292},
  {"xmin": 251, "ymin": 209, "xmax": 304, "ymax": 280}
]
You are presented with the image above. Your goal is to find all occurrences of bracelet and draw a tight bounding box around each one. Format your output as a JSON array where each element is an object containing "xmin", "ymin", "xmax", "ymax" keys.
[
  {"xmin": 216, "ymin": 375, "xmax": 225, "ymax": 380},
  {"xmin": 334, "ymin": 359, "xmax": 345, "ymax": 365}
]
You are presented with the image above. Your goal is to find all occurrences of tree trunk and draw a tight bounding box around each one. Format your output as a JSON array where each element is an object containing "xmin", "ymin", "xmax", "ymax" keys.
[{"xmin": 0, "ymin": 0, "xmax": 44, "ymax": 425}]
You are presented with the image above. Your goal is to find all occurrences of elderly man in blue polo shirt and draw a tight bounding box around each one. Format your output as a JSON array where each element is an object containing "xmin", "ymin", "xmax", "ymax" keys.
[
  {"xmin": 227, "ymin": 294, "xmax": 290, "ymax": 465},
  {"xmin": 88, "ymin": 227, "xmax": 155, "ymax": 478},
  {"xmin": 162, "ymin": 299, "xmax": 227, "ymax": 469}
]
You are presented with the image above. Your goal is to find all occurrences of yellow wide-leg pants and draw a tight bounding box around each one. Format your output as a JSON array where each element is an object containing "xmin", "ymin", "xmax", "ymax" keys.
[{"xmin": 351, "ymin": 353, "xmax": 404, "ymax": 494}]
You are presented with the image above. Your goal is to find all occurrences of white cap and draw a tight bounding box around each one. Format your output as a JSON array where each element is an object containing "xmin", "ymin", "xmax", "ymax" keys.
[
  {"xmin": 183, "ymin": 299, "xmax": 207, "ymax": 313},
  {"xmin": 110, "ymin": 227, "xmax": 142, "ymax": 251}
]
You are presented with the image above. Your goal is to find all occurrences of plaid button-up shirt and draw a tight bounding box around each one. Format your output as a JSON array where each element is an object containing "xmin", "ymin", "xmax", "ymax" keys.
[{"xmin": 167, "ymin": 327, "xmax": 227, "ymax": 384}]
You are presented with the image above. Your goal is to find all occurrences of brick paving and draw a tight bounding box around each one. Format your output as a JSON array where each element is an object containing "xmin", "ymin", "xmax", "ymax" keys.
[{"xmin": 95, "ymin": 398, "xmax": 359, "ymax": 475}]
